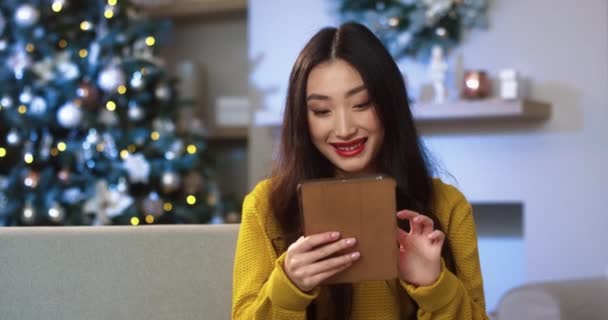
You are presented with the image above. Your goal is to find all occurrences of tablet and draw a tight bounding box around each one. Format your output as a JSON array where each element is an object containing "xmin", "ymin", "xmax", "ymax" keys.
[{"xmin": 297, "ymin": 175, "xmax": 398, "ymax": 283}]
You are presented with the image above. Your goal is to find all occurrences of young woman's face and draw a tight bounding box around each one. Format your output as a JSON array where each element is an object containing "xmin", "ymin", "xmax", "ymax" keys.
[{"xmin": 306, "ymin": 59, "xmax": 384, "ymax": 177}]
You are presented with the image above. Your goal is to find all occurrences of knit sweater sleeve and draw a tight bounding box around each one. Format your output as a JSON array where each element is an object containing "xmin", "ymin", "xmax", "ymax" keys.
[
  {"xmin": 231, "ymin": 183, "xmax": 319, "ymax": 319},
  {"xmin": 401, "ymin": 185, "xmax": 489, "ymax": 319}
]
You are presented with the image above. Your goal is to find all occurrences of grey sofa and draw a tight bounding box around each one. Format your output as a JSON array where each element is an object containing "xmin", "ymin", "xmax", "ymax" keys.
[
  {"xmin": 0, "ymin": 224, "xmax": 240, "ymax": 320},
  {"xmin": 495, "ymin": 277, "xmax": 608, "ymax": 319},
  {"xmin": 5, "ymin": 224, "xmax": 606, "ymax": 320}
]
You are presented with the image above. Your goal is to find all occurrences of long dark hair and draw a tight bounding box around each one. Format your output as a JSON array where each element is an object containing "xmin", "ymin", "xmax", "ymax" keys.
[{"xmin": 270, "ymin": 22, "xmax": 455, "ymax": 320}]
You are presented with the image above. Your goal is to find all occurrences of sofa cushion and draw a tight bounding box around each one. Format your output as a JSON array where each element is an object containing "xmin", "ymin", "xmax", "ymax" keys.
[{"xmin": 0, "ymin": 224, "xmax": 239, "ymax": 320}]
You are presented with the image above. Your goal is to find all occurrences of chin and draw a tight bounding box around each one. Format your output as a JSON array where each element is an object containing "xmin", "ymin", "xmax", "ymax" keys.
[{"xmin": 333, "ymin": 161, "xmax": 374, "ymax": 176}]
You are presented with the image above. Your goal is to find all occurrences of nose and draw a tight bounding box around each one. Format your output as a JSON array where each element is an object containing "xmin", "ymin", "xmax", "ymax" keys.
[{"xmin": 334, "ymin": 109, "xmax": 357, "ymax": 140}]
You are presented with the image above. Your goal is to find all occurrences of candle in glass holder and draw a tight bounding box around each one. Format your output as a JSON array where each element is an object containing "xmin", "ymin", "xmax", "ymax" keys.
[
  {"xmin": 462, "ymin": 70, "xmax": 491, "ymax": 99},
  {"xmin": 499, "ymin": 69, "xmax": 523, "ymax": 100}
]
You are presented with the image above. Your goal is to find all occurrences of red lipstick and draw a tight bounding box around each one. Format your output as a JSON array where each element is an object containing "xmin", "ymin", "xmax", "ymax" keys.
[{"xmin": 330, "ymin": 138, "xmax": 367, "ymax": 157}]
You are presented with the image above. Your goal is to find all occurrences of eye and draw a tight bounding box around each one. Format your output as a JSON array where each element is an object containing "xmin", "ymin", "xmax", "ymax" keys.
[
  {"xmin": 310, "ymin": 108, "xmax": 330, "ymax": 117},
  {"xmin": 353, "ymin": 101, "xmax": 372, "ymax": 110}
]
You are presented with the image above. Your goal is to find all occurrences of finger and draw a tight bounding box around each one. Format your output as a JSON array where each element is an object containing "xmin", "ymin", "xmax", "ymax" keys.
[
  {"xmin": 414, "ymin": 215, "xmax": 434, "ymax": 235},
  {"xmin": 411, "ymin": 216, "xmax": 422, "ymax": 235},
  {"xmin": 302, "ymin": 251, "xmax": 360, "ymax": 277},
  {"xmin": 307, "ymin": 259, "xmax": 354, "ymax": 287},
  {"xmin": 397, "ymin": 228, "xmax": 409, "ymax": 244},
  {"xmin": 301, "ymin": 237, "xmax": 357, "ymax": 264},
  {"xmin": 396, "ymin": 210, "xmax": 419, "ymax": 221},
  {"xmin": 289, "ymin": 231, "xmax": 340, "ymax": 253},
  {"xmin": 397, "ymin": 210, "xmax": 420, "ymax": 234},
  {"xmin": 427, "ymin": 230, "xmax": 445, "ymax": 245}
]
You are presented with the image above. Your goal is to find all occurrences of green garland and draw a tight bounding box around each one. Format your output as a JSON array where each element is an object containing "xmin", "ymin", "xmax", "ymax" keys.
[{"xmin": 338, "ymin": 0, "xmax": 489, "ymax": 61}]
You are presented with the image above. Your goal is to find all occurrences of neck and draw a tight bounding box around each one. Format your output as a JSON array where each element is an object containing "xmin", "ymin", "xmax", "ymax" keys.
[{"xmin": 334, "ymin": 166, "xmax": 377, "ymax": 179}]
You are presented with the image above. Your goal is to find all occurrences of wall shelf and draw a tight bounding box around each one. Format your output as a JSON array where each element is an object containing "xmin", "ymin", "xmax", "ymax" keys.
[
  {"xmin": 204, "ymin": 127, "xmax": 248, "ymax": 141},
  {"xmin": 412, "ymin": 99, "xmax": 551, "ymax": 123},
  {"xmin": 255, "ymin": 99, "xmax": 552, "ymax": 127},
  {"xmin": 139, "ymin": 0, "xmax": 246, "ymax": 18}
]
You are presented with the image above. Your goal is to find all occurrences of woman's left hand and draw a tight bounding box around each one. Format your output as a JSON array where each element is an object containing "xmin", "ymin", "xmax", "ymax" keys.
[{"xmin": 396, "ymin": 210, "xmax": 445, "ymax": 287}]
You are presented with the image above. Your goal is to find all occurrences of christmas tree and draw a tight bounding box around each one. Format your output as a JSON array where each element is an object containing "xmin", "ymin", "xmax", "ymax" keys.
[
  {"xmin": 0, "ymin": 0, "xmax": 220, "ymax": 226},
  {"xmin": 337, "ymin": 0, "xmax": 489, "ymax": 61}
]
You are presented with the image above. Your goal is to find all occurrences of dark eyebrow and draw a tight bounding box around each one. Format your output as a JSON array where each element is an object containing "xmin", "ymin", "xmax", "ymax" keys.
[
  {"xmin": 345, "ymin": 85, "xmax": 367, "ymax": 97},
  {"xmin": 306, "ymin": 84, "xmax": 367, "ymax": 102}
]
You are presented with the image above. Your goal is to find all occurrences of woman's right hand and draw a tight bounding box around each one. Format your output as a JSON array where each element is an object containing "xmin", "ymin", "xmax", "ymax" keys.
[{"xmin": 283, "ymin": 231, "xmax": 359, "ymax": 292}]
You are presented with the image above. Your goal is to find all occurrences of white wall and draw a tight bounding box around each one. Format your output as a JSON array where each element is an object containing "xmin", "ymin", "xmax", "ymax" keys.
[{"xmin": 248, "ymin": 0, "xmax": 608, "ymax": 304}]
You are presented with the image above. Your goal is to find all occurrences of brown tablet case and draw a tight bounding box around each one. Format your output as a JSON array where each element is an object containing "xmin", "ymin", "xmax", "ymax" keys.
[{"xmin": 297, "ymin": 175, "xmax": 398, "ymax": 284}]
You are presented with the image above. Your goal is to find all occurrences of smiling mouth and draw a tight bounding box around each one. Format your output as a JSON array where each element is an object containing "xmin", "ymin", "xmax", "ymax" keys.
[{"xmin": 330, "ymin": 138, "xmax": 367, "ymax": 157}]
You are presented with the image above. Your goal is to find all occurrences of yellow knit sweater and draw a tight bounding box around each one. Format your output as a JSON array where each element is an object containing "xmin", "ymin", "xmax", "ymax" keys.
[{"xmin": 232, "ymin": 179, "xmax": 488, "ymax": 319}]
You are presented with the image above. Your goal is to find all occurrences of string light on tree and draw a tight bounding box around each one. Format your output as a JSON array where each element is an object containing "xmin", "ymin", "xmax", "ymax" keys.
[
  {"xmin": 24, "ymin": 153, "xmax": 34, "ymax": 164},
  {"xmin": 51, "ymin": 1, "xmax": 65, "ymax": 13},
  {"xmin": 104, "ymin": 6, "xmax": 115, "ymax": 19},
  {"xmin": 80, "ymin": 21, "xmax": 92, "ymax": 31},
  {"xmin": 186, "ymin": 195, "xmax": 196, "ymax": 205},
  {"xmin": 130, "ymin": 217, "xmax": 140, "ymax": 225},
  {"xmin": 145, "ymin": 36, "xmax": 155, "ymax": 46}
]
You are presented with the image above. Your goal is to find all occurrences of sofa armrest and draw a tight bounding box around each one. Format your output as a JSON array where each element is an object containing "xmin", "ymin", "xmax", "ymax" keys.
[{"xmin": 496, "ymin": 277, "xmax": 608, "ymax": 320}]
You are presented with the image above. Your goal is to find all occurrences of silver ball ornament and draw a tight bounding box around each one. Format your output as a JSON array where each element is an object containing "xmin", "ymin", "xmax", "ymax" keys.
[
  {"xmin": 165, "ymin": 140, "xmax": 184, "ymax": 160},
  {"xmin": 142, "ymin": 192, "xmax": 163, "ymax": 218},
  {"xmin": 48, "ymin": 203, "xmax": 66, "ymax": 224},
  {"xmin": 19, "ymin": 89, "xmax": 32, "ymax": 104},
  {"xmin": 161, "ymin": 171, "xmax": 181, "ymax": 194},
  {"xmin": 153, "ymin": 118, "xmax": 176, "ymax": 134},
  {"xmin": 99, "ymin": 108, "xmax": 118, "ymax": 126},
  {"xmin": 14, "ymin": 4, "xmax": 40, "ymax": 27},
  {"xmin": 130, "ymin": 72, "xmax": 145, "ymax": 90},
  {"xmin": 60, "ymin": 62, "xmax": 80, "ymax": 81},
  {"xmin": 21, "ymin": 203, "xmax": 36, "ymax": 225},
  {"xmin": 0, "ymin": 96, "xmax": 13, "ymax": 108},
  {"xmin": 128, "ymin": 101, "xmax": 145, "ymax": 121},
  {"xmin": 155, "ymin": 83, "xmax": 171, "ymax": 102},
  {"xmin": 6, "ymin": 129, "xmax": 20, "ymax": 146},
  {"xmin": 57, "ymin": 101, "xmax": 83, "ymax": 128},
  {"xmin": 30, "ymin": 97, "xmax": 47, "ymax": 115},
  {"xmin": 98, "ymin": 66, "xmax": 126, "ymax": 92}
]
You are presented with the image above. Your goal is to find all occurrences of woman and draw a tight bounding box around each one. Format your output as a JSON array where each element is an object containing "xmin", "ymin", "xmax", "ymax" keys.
[{"xmin": 232, "ymin": 22, "xmax": 488, "ymax": 319}]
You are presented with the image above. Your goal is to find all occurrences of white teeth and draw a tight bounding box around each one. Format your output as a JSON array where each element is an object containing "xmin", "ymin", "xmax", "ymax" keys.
[{"xmin": 336, "ymin": 142, "xmax": 362, "ymax": 151}]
